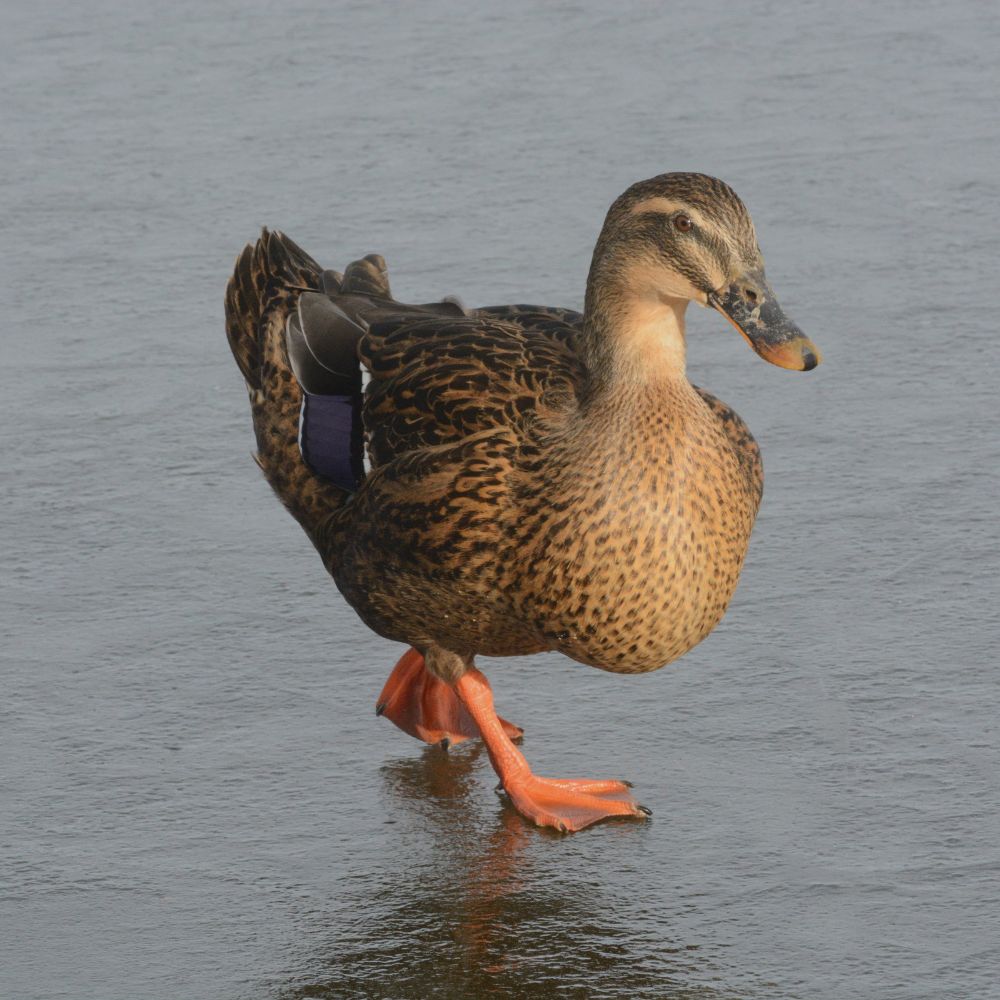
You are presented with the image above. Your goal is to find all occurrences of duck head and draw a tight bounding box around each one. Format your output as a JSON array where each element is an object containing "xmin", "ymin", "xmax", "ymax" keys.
[{"xmin": 585, "ymin": 172, "xmax": 821, "ymax": 374}]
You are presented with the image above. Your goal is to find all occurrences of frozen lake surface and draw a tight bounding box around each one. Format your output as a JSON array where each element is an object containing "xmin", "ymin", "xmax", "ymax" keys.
[{"xmin": 3, "ymin": 1, "xmax": 999, "ymax": 997}]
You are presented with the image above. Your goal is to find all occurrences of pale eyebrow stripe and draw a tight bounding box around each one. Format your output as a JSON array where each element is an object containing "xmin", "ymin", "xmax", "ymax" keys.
[{"xmin": 629, "ymin": 197, "xmax": 689, "ymax": 217}]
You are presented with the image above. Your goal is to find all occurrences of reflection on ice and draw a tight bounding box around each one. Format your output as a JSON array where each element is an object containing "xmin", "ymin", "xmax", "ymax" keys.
[{"xmin": 281, "ymin": 745, "xmax": 739, "ymax": 1000}]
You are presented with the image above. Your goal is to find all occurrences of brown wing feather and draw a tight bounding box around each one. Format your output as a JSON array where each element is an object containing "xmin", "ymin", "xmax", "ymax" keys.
[{"xmin": 359, "ymin": 306, "xmax": 586, "ymax": 467}]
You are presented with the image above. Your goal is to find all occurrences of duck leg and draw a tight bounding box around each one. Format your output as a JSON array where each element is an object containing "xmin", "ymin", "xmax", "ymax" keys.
[
  {"xmin": 376, "ymin": 647, "xmax": 523, "ymax": 748},
  {"xmin": 449, "ymin": 662, "xmax": 650, "ymax": 833}
]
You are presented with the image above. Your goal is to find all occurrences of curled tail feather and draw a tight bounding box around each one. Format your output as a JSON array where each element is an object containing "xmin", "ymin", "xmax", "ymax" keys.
[{"xmin": 224, "ymin": 229, "xmax": 349, "ymax": 549}]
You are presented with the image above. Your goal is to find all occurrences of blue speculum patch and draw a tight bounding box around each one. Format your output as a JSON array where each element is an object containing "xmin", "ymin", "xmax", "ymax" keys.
[{"xmin": 298, "ymin": 392, "xmax": 365, "ymax": 491}]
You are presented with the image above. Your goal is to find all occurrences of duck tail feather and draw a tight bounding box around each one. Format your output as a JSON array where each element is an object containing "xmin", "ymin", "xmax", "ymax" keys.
[{"xmin": 224, "ymin": 229, "xmax": 350, "ymax": 548}]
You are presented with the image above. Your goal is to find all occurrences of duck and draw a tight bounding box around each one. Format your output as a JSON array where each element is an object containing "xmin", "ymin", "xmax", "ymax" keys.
[{"xmin": 224, "ymin": 172, "xmax": 820, "ymax": 833}]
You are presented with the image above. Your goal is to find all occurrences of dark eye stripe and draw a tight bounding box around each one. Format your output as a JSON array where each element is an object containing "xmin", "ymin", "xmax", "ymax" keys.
[{"xmin": 630, "ymin": 214, "xmax": 720, "ymax": 292}]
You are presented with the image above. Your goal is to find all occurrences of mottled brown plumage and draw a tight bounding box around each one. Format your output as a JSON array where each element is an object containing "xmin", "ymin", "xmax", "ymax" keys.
[{"xmin": 224, "ymin": 172, "xmax": 818, "ymax": 830}]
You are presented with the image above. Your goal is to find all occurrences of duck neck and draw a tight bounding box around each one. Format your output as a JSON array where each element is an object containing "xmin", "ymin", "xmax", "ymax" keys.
[{"xmin": 581, "ymin": 261, "xmax": 690, "ymax": 395}]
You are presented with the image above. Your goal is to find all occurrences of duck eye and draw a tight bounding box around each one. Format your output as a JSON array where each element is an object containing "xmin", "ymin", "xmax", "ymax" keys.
[{"xmin": 673, "ymin": 213, "xmax": 693, "ymax": 233}]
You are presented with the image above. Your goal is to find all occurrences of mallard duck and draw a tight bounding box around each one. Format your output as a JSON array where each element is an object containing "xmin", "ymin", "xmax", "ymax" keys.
[{"xmin": 224, "ymin": 172, "xmax": 820, "ymax": 832}]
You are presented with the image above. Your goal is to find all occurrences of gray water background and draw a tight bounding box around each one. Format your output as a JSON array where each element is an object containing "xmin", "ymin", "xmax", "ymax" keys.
[{"xmin": 3, "ymin": 1, "xmax": 999, "ymax": 998}]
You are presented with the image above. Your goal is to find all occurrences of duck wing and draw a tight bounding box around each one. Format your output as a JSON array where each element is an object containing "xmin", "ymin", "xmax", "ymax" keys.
[{"xmin": 359, "ymin": 305, "xmax": 586, "ymax": 468}]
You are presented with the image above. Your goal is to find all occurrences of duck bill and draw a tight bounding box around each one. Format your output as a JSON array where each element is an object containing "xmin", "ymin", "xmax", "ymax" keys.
[{"xmin": 708, "ymin": 268, "xmax": 821, "ymax": 371}]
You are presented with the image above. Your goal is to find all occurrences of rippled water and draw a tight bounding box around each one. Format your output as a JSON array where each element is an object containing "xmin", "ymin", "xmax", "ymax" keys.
[{"xmin": 3, "ymin": 2, "xmax": 999, "ymax": 998}]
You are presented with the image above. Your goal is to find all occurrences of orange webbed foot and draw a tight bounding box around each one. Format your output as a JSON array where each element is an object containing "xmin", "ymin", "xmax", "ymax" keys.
[
  {"xmin": 499, "ymin": 774, "xmax": 649, "ymax": 833},
  {"xmin": 452, "ymin": 666, "xmax": 650, "ymax": 833},
  {"xmin": 376, "ymin": 648, "xmax": 523, "ymax": 748}
]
